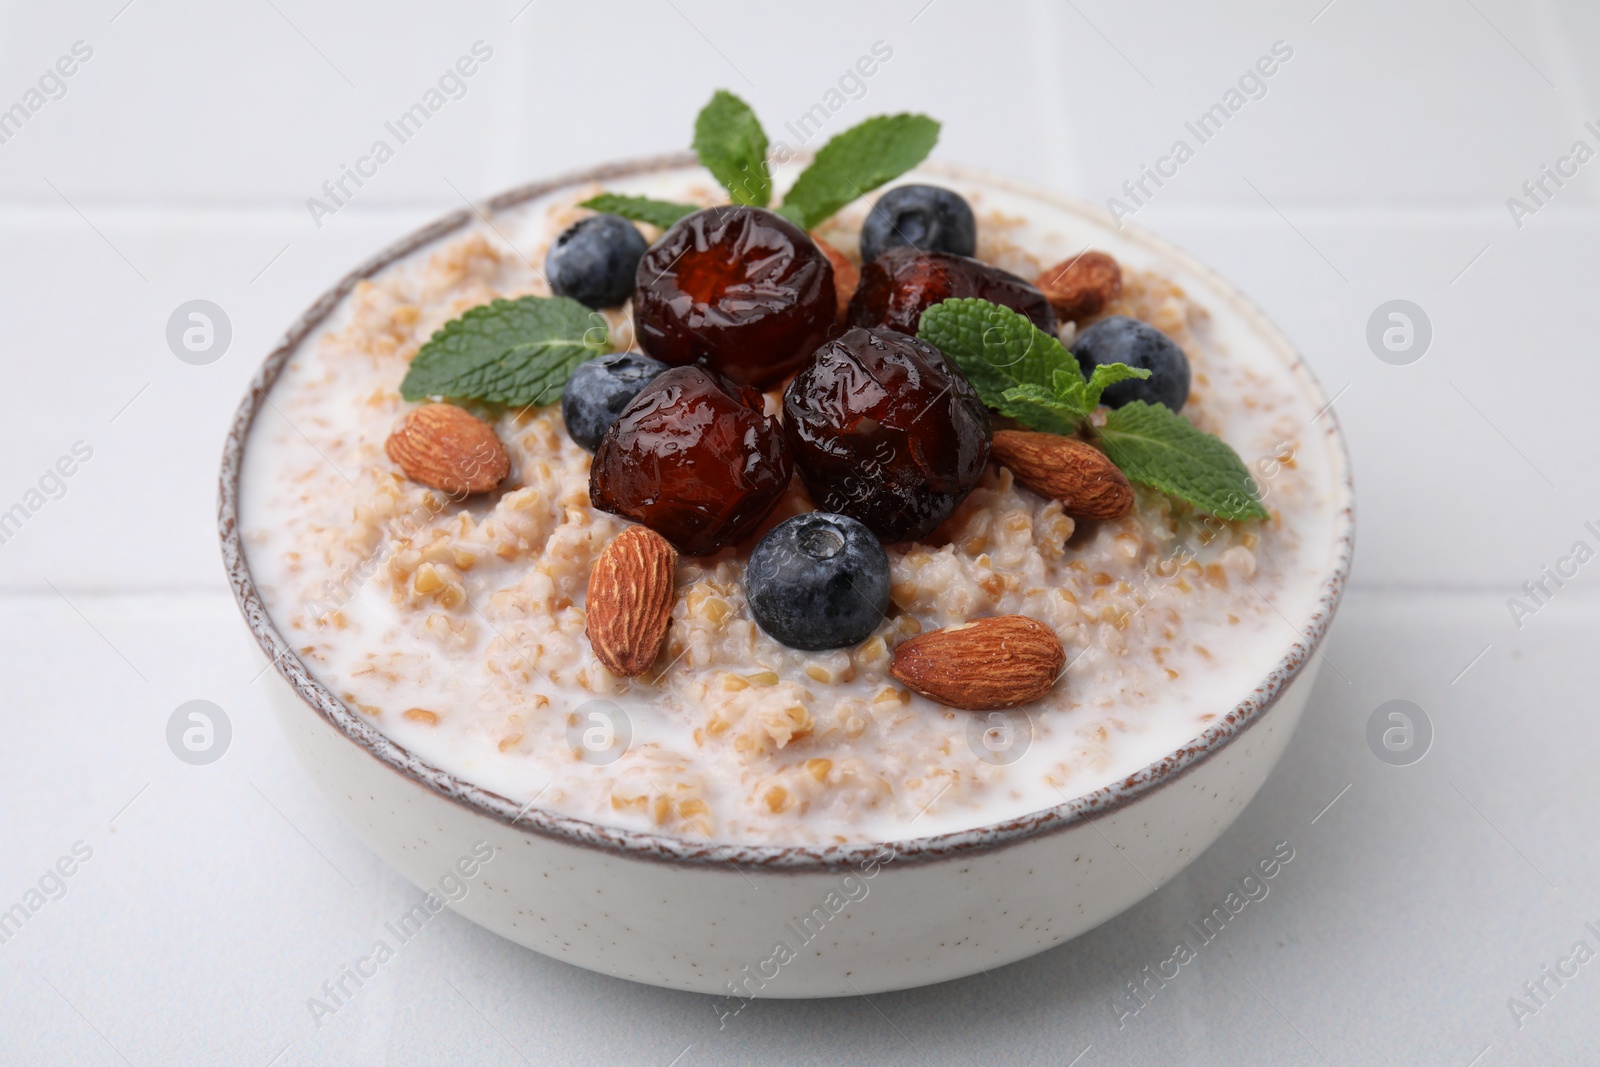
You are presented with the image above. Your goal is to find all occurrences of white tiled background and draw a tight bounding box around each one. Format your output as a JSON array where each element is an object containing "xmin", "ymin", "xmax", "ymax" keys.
[{"xmin": 1, "ymin": 1, "xmax": 1596, "ymax": 1063}]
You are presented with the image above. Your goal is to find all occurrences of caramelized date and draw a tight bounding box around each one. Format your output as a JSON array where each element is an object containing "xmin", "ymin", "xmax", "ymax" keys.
[
  {"xmin": 633, "ymin": 206, "xmax": 837, "ymax": 390},
  {"xmin": 847, "ymin": 247, "xmax": 1058, "ymax": 336},
  {"xmin": 784, "ymin": 327, "xmax": 990, "ymax": 543},
  {"xmin": 590, "ymin": 366, "xmax": 792, "ymax": 556}
]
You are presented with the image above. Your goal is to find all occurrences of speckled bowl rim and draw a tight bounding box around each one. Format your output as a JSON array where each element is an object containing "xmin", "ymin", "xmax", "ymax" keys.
[{"xmin": 218, "ymin": 152, "xmax": 1354, "ymax": 872}]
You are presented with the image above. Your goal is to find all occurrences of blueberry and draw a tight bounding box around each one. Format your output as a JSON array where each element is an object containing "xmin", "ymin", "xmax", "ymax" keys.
[
  {"xmin": 859, "ymin": 184, "xmax": 977, "ymax": 264},
  {"xmin": 746, "ymin": 513, "xmax": 891, "ymax": 651},
  {"xmin": 561, "ymin": 351, "xmax": 669, "ymax": 451},
  {"xmin": 546, "ymin": 214, "xmax": 648, "ymax": 309},
  {"xmin": 1071, "ymin": 315, "xmax": 1192, "ymax": 411}
]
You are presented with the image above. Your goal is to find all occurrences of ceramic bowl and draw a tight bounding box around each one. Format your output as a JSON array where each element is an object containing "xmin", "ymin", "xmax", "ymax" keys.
[{"xmin": 219, "ymin": 155, "xmax": 1353, "ymax": 997}]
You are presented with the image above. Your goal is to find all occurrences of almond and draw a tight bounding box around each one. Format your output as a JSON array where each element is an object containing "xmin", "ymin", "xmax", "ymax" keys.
[
  {"xmin": 991, "ymin": 430, "xmax": 1133, "ymax": 521},
  {"xmin": 811, "ymin": 233, "xmax": 860, "ymax": 322},
  {"xmin": 385, "ymin": 403, "xmax": 510, "ymax": 495},
  {"xmin": 890, "ymin": 615, "xmax": 1065, "ymax": 711},
  {"xmin": 1036, "ymin": 250, "xmax": 1122, "ymax": 323},
  {"xmin": 585, "ymin": 525, "xmax": 678, "ymax": 678}
]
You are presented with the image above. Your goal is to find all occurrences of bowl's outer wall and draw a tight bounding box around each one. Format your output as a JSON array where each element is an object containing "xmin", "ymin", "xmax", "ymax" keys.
[{"xmin": 264, "ymin": 660, "xmax": 1317, "ymax": 997}]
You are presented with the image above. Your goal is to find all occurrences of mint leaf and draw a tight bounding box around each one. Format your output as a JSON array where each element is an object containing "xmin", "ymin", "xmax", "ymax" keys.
[
  {"xmin": 775, "ymin": 201, "xmax": 810, "ymax": 228},
  {"xmin": 693, "ymin": 90, "xmax": 771, "ymax": 207},
  {"xmin": 917, "ymin": 297, "xmax": 1070, "ymax": 401},
  {"xmin": 996, "ymin": 385, "xmax": 1085, "ymax": 436},
  {"xmin": 1053, "ymin": 362, "xmax": 1150, "ymax": 417},
  {"xmin": 399, "ymin": 296, "xmax": 609, "ymax": 407},
  {"xmin": 921, "ymin": 299, "xmax": 1100, "ymax": 431},
  {"xmin": 1051, "ymin": 367, "xmax": 1085, "ymax": 395},
  {"xmin": 1099, "ymin": 402, "xmax": 1268, "ymax": 521},
  {"xmin": 579, "ymin": 194, "xmax": 696, "ymax": 230},
  {"xmin": 1080, "ymin": 364, "xmax": 1150, "ymax": 406},
  {"xmin": 996, "ymin": 365, "xmax": 1151, "ymax": 436},
  {"xmin": 779, "ymin": 114, "xmax": 940, "ymax": 229}
]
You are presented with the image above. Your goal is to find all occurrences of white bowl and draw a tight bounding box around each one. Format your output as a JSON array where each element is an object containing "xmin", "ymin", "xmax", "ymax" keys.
[{"xmin": 220, "ymin": 155, "xmax": 1353, "ymax": 998}]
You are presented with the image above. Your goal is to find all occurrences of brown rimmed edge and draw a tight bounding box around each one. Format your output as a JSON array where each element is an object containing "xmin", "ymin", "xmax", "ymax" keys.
[{"xmin": 218, "ymin": 153, "xmax": 1355, "ymax": 873}]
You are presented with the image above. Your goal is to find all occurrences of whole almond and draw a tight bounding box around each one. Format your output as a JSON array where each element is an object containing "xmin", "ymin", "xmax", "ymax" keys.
[
  {"xmin": 586, "ymin": 525, "xmax": 678, "ymax": 678},
  {"xmin": 1036, "ymin": 251, "xmax": 1122, "ymax": 323},
  {"xmin": 991, "ymin": 430, "xmax": 1133, "ymax": 521},
  {"xmin": 811, "ymin": 233, "xmax": 860, "ymax": 322},
  {"xmin": 890, "ymin": 615, "xmax": 1065, "ymax": 711},
  {"xmin": 385, "ymin": 403, "xmax": 510, "ymax": 495}
]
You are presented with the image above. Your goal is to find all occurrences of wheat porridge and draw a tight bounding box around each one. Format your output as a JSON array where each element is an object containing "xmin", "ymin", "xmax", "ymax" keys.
[{"xmin": 241, "ymin": 132, "xmax": 1340, "ymax": 847}]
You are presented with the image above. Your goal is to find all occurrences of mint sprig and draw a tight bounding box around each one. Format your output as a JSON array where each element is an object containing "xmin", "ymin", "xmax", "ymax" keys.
[
  {"xmin": 917, "ymin": 297, "xmax": 1266, "ymax": 521},
  {"xmin": 915, "ymin": 297, "xmax": 1074, "ymax": 399},
  {"xmin": 917, "ymin": 298, "xmax": 1147, "ymax": 430},
  {"xmin": 578, "ymin": 194, "xmax": 697, "ymax": 230},
  {"xmin": 1100, "ymin": 403, "xmax": 1270, "ymax": 521},
  {"xmin": 399, "ymin": 296, "xmax": 609, "ymax": 407},
  {"xmin": 776, "ymin": 114, "xmax": 941, "ymax": 230},
  {"xmin": 585, "ymin": 94, "xmax": 941, "ymax": 232},
  {"xmin": 986, "ymin": 384, "xmax": 1082, "ymax": 436},
  {"xmin": 693, "ymin": 90, "xmax": 771, "ymax": 207},
  {"xmin": 1042, "ymin": 362, "xmax": 1151, "ymax": 420}
]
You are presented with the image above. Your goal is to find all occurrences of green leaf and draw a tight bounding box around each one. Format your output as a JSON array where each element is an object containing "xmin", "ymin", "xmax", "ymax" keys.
[
  {"xmin": 1056, "ymin": 362, "xmax": 1150, "ymax": 414},
  {"xmin": 779, "ymin": 114, "xmax": 940, "ymax": 229},
  {"xmin": 579, "ymin": 193, "xmax": 697, "ymax": 230},
  {"xmin": 1099, "ymin": 402, "xmax": 1269, "ymax": 521},
  {"xmin": 399, "ymin": 296, "xmax": 610, "ymax": 408},
  {"xmin": 693, "ymin": 90, "xmax": 771, "ymax": 207},
  {"xmin": 920, "ymin": 299, "xmax": 1109, "ymax": 432},
  {"xmin": 1081, "ymin": 363, "xmax": 1150, "ymax": 406},
  {"xmin": 920, "ymin": 298, "xmax": 1155, "ymax": 438},
  {"xmin": 916, "ymin": 297, "xmax": 1071, "ymax": 402},
  {"xmin": 995, "ymin": 385, "xmax": 1086, "ymax": 436},
  {"xmin": 1051, "ymin": 367, "xmax": 1085, "ymax": 396},
  {"xmin": 774, "ymin": 201, "xmax": 809, "ymax": 227}
]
